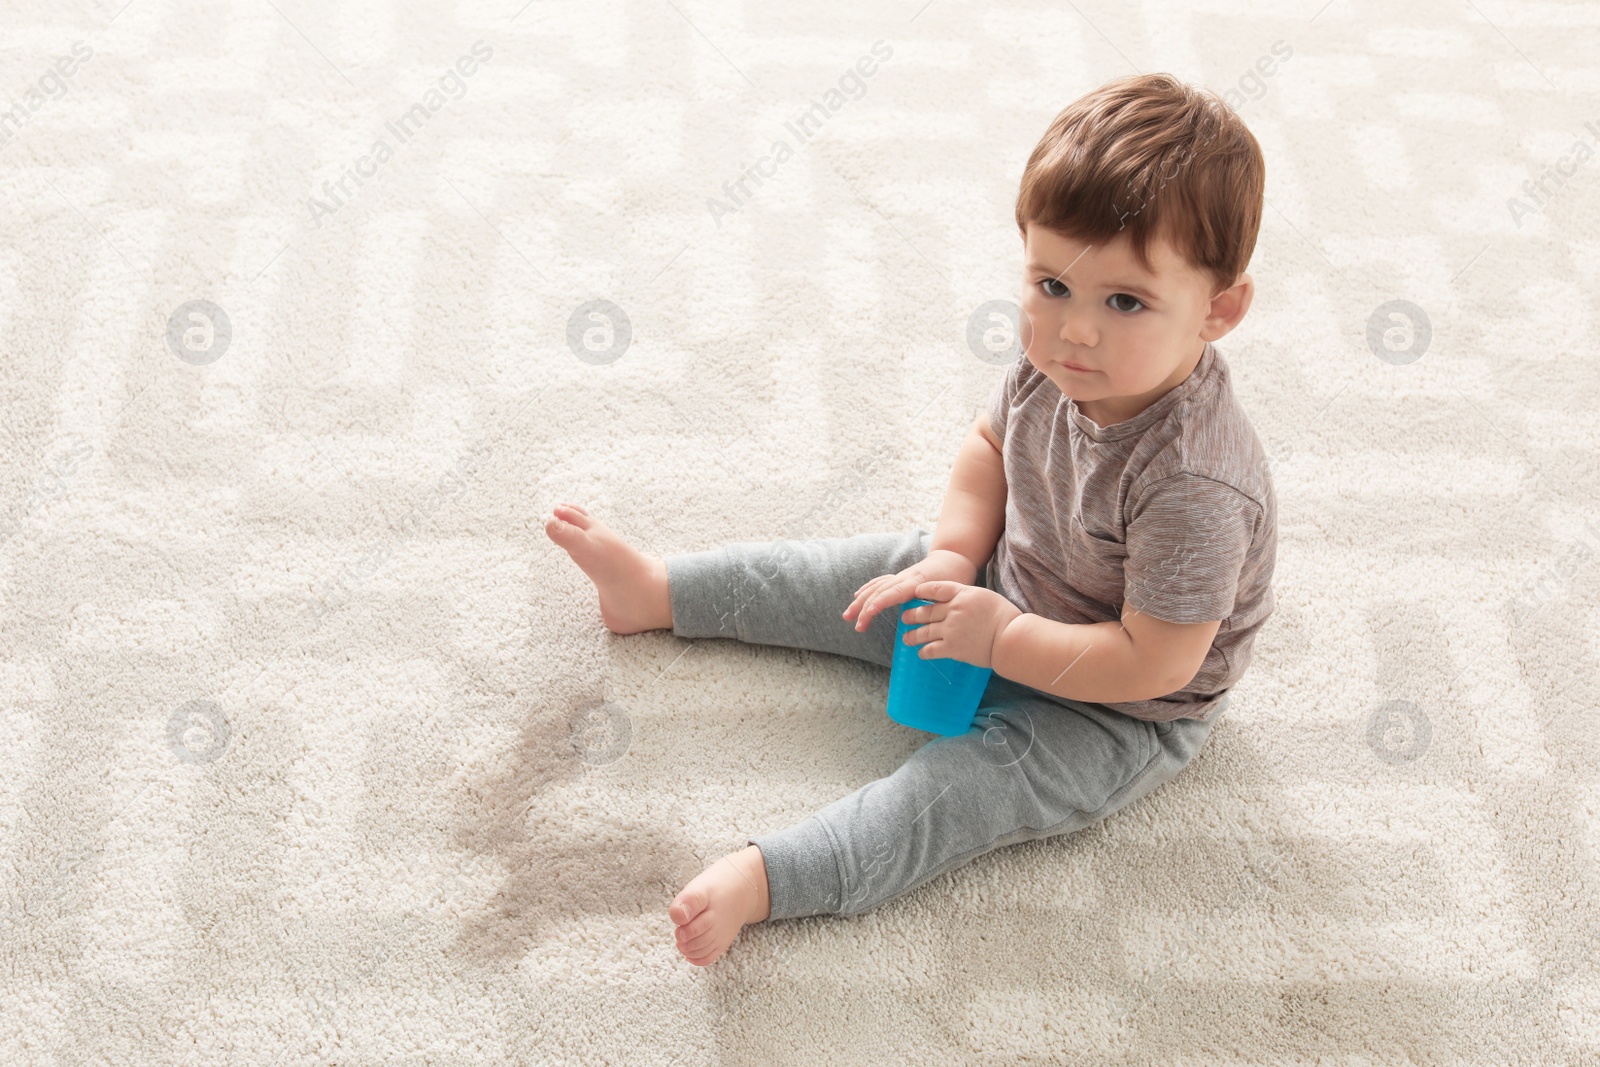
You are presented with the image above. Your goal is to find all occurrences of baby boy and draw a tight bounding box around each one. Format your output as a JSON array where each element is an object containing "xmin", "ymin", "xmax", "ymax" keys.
[{"xmin": 545, "ymin": 72, "xmax": 1277, "ymax": 966}]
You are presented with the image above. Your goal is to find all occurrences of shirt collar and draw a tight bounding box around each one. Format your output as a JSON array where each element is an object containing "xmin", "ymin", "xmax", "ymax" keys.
[{"xmin": 1066, "ymin": 341, "xmax": 1217, "ymax": 442}]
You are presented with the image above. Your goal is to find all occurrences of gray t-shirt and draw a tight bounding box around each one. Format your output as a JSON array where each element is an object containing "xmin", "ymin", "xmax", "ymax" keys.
[{"xmin": 983, "ymin": 340, "xmax": 1277, "ymax": 724}]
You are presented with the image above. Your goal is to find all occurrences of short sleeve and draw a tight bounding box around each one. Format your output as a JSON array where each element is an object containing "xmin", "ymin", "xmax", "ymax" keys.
[
  {"xmin": 1124, "ymin": 474, "xmax": 1259, "ymax": 624},
  {"xmin": 988, "ymin": 357, "xmax": 1025, "ymax": 441}
]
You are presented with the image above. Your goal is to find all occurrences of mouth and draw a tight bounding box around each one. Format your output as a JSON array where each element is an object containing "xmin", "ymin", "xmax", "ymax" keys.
[{"xmin": 1056, "ymin": 360, "xmax": 1095, "ymax": 373}]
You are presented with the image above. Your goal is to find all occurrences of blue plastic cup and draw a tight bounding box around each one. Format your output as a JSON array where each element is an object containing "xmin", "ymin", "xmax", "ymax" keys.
[{"xmin": 886, "ymin": 597, "xmax": 993, "ymax": 736}]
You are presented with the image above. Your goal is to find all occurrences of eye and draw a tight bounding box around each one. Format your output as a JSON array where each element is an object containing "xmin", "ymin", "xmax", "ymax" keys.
[
  {"xmin": 1038, "ymin": 278, "xmax": 1067, "ymax": 298},
  {"xmin": 1109, "ymin": 293, "xmax": 1144, "ymax": 313}
]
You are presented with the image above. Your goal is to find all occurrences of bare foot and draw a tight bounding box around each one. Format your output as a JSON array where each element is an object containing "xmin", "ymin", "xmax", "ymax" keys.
[
  {"xmin": 543, "ymin": 503, "xmax": 672, "ymax": 634},
  {"xmin": 668, "ymin": 845, "xmax": 771, "ymax": 967}
]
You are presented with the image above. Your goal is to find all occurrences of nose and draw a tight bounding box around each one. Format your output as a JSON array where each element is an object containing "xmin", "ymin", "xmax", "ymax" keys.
[{"xmin": 1057, "ymin": 302, "xmax": 1096, "ymax": 348}]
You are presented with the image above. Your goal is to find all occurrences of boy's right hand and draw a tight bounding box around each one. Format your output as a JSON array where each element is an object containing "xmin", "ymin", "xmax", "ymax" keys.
[{"xmin": 841, "ymin": 550, "xmax": 979, "ymax": 633}]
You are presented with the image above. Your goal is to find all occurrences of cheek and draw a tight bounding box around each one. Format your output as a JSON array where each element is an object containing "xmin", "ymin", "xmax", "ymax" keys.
[{"xmin": 1019, "ymin": 290, "xmax": 1051, "ymax": 349}]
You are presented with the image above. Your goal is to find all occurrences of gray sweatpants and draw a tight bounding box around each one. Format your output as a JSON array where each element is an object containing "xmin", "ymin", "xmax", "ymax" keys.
[{"xmin": 664, "ymin": 527, "xmax": 1221, "ymax": 921}]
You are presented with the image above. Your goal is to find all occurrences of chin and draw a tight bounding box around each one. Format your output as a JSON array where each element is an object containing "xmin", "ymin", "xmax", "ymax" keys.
[{"xmin": 1047, "ymin": 366, "xmax": 1089, "ymax": 394}]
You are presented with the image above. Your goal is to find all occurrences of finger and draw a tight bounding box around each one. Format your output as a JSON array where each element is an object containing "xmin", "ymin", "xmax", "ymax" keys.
[
  {"xmin": 856, "ymin": 580, "xmax": 907, "ymax": 630},
  {"xmin": 858, "ymin": 572, "xmax": 894, "ymax": 594},
  {"xmin": 852, "ymin": 584, "xmax": 888, "ymax": 629},
  {"xmin": 914, "ymin": 580, "xmax": 960, "ymax": 603},
  {"xmin": 843, "ymin": 577, "xmax": 887, "ymax": 620},
  {"xmin": 878, "ymin": 589, "xmax": 916, "ymax": 622}
]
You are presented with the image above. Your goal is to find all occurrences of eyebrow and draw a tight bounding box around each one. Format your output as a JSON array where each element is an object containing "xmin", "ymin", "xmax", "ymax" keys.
[{"xmin": 1025, "ymin": 261, "xmax": 1162, "ymax": 302}]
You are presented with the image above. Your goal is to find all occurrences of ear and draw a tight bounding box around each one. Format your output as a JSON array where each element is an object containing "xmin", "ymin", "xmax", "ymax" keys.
[{"xmin": 1199, "ymin": 272, "xmax": 1253, "ymax": 342}]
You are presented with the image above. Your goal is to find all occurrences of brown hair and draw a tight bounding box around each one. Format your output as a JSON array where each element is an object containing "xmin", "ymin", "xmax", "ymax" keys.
[{"xmin": 1014, "ymin": 73, "xmax": 1264, "ymax": 298}]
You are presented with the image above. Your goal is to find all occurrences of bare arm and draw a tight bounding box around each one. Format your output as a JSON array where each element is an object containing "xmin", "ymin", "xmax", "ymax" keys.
[
  {"xmin": 843, "ymin": 412, "xmax": 1007, "ymax": 631},
  {"xmin": 992, "ymin": 601, "xmax": 1217, "ymax": 704},
  {"xmin": 926, "ymin": 412, "xmax": 1008, "ymax": 586}
]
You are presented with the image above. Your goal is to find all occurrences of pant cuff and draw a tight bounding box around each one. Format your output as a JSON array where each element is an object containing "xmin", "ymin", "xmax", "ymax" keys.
[
  {"xmin": 665, "ymin": 547, "xmax": 737, "ymax": 640},
  {"xmin": 748, "ymin": 816, "xmax": 843, "ymax": 921}
]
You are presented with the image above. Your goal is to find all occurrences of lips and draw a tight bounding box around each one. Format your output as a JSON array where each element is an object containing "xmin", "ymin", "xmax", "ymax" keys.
[{"xmin": 1058, "ymin": 361, "xmax": 1094, "ymax": 372}]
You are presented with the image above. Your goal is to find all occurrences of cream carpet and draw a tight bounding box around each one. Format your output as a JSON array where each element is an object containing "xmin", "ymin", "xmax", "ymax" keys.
[{"xmin": 2, "ymin": 0, "xmax": 1597, "ymax": 1063}]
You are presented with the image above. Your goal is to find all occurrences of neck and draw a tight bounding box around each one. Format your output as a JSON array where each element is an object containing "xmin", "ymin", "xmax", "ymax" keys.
[{"xmin": 1078, "ymin": 341, "xmax": 1206, "ymax": 428}]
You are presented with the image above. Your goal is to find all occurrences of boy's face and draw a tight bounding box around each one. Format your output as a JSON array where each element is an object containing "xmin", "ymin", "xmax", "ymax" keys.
[{"xmin": 1018, "ymin": 223, "xmax": 1252, "ymax": 427}]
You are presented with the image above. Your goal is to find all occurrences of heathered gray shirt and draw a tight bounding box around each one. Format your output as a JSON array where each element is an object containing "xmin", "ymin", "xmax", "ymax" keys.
[{"xmin": 983, "ymin": 340, "xmax": 1276, "ymax": 724}]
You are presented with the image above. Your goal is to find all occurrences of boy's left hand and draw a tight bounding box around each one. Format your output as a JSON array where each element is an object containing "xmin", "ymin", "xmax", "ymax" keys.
[{"xmin": 899, "ymin": 582, "xmax": 1024, "ymax": 670}]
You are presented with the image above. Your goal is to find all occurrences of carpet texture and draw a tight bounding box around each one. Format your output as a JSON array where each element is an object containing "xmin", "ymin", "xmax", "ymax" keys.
[{"xmin": 2, "ymin": 1, "xmax": 1597, "ymax": 1064}]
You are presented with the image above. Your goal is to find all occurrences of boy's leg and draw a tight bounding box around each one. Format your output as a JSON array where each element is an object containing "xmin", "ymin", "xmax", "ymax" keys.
[
  {"xmin": 666, "ymin": 527, "xmax": 970, "ymax": 667},
  {"xmin": 749, "ymin": 677, "xmax": 1224, "ymax": 919}
]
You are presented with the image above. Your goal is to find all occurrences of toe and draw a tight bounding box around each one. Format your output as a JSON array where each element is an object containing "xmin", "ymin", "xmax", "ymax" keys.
[
  {"xmin": 677, "ymin": 914, "xmax": 713, "ymax": 941},
  {"xmin": 545, "ymin": 517, "xmax": 578, "ymax": 544},
  {"xmin": 669, "ymin": 886, "xmax": 708, "ymax": 927},
  {"xmin": 682, "ymin": 932, "xmax": 719, "ymax": 956},
  {"xmin": 553, "ymin": 504, "xmax": 592, "ymax": 529}
]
